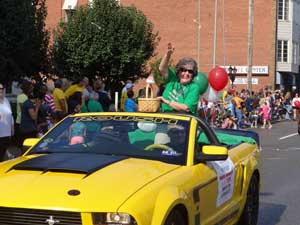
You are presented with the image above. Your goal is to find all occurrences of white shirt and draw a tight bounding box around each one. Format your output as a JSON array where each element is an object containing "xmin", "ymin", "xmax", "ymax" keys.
[
  {"xmin": 292, "ymin": 97, "xmax": 300, "ymax": 107},
  {"xmin": 0, "ymin": 97, "xmax": 14, "ymax": 137}
]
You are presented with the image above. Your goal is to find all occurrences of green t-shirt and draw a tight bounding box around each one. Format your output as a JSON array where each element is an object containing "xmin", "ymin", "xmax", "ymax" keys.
[
  {"xmin": 162, "ymin": 68, "xmax": 200, "ymax": 115},
  {"xmin": 128, "ymin": 129, "xmax": 155, "ymax": 149},
  {"xmin": 81, "ymin": 99, "xmax": 103, "ymax": 113}
]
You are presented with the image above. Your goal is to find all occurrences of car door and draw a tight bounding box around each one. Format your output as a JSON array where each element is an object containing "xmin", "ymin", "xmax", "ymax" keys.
[{"xmin": 190, "ymin": 121, "xmax": 240, "ymax": 225}]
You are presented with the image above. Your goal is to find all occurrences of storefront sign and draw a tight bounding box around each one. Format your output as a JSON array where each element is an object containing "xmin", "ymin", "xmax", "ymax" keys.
[
  {"xmin": 224, "ymin": 66, "xmax": 268, "ymax": 74},
  {"xmin": 234, "ymin": 78, "xmax": 258, "ymax": 85}
]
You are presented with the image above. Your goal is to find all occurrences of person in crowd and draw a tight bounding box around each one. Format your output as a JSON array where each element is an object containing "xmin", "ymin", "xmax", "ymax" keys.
[
  {"xmin": 65, "ymin": 76, "xmax": 89, "ymax": 107},
  {"xmin": 250, "ymin": 108, "xmax": 259, "ymax": 128},
  {"xmin": 68, "ymin": 91, "xmax": 83, "ymax": 114},
  {"xmin": 157, "ymin": 43, "xmax": 200, "ymax": 115},
  {"xmin": 227, "ymin": 99, "xmax": 236, "ymax": 118},
  {"xmin": 244, "ymin": 91, "xmax": 253, "ymax": 117},
  {"xmin": 16, "ymin": 80, "xmax": 33, "ymax": 147},
  {"xmin": 19, "ymin": 92, "xmax": 41, "ymax": 149},
  {"xmin": 221, "ymin": 112, "xmax": 237, "ymax": 129},
  {"xmin": 124, "ymin": 90, "xmax": 137, "ymax": 112},
  {"xmin": 260, "ymin": 101, "xmax": 272, "ymax": 129},
  {"xmin": 94, "ymin": 80, "xmax": 111, "ymax": 112},
  {"xmin": 0, "ymin": 83, "xmax": 14, "ymax": 161},
  {"xmin": 44, "ymin": 83, "xmax": 56, "ymax": 113},
  {"xmin": 53, "ymin": 79, "xmax": 68, "ymax": 117},
  {"xmin": 121, "ymin": 80, "xmax": 133, "ymax": 94},
  {"xmin": 120, "ymin": 82, "xmax": 134, "ymax": 111},
  {"xmin": 37, "ymin": 86, "xmax": 52, "ymax": 137},
  {"xmin": 291, "ymin": 93, "xmax": 300, "ymax": 120},
  {"xmin": 81, "ymin": 91, "xmax": 103, "ymax": 113},
  {"xmin": 233, "ymin": 91, "xmax": 244, "ymax": 129}
]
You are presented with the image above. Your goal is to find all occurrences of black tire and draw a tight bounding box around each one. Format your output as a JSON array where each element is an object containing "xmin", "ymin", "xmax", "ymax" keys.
[
  {"xmin": 238, "ymin": 174, "xmax": 259, "ymax": 225},
  {"xmin": 164, "ymin": 209, "xmax": 186, "ymax": 225}
]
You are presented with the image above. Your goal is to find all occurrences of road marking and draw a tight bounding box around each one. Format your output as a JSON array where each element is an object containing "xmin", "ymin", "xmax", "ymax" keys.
[{"xmin": 279, "ymin": 133, "xmax": 298, "ymax": 140}]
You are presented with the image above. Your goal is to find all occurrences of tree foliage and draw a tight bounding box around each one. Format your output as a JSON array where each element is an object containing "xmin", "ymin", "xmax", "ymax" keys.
[
  {"xmin": 0, "ymin": 0, "xmax": 49, "ymax": 83},
  {"xmin": 51, "ymin": 0, "xmax": 159, "ymax": 86}
]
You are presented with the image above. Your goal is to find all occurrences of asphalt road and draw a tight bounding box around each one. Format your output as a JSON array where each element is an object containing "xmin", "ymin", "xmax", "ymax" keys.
[{"xmin": 249, "ymin": 120, "xmax": 300, "ymax": 225}]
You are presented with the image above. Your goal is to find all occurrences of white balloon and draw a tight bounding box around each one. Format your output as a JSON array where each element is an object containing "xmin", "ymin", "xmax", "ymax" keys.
[{"xmin": 202, "ymin": 85, "xmax": 219, "ymax": 102}]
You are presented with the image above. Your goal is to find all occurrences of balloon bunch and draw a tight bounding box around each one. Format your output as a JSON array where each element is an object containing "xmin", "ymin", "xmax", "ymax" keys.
[{"xmin": 193, "ymin": 66, "xmax": 229, "ymax": 102}]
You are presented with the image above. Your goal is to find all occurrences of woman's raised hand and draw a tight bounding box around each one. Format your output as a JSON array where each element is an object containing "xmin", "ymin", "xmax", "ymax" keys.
[{"xmin": 167, "ymin": 43, "xmax": 175, "ymax": 55}]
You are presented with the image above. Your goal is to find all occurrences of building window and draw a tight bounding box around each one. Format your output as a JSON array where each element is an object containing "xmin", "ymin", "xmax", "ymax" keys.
[
  {"xmin": 62, "ymin": 0, "xmax": 78, "ymax": 22},
  {"xmin": 293, "ymin": 42, "xmax": 299, "ymax": 64},
  {"xmin": 277, "ymin": 40, "xmax": 288, "ymax": 62},
  {"xmin": 278, "ymin": 0, "xmax": 289, "ymax": 20}
]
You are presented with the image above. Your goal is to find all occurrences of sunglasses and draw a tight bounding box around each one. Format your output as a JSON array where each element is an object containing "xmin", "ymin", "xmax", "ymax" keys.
[{"xmin": 179, "ymin": 68, "xmax": 194, "ymax": 75}]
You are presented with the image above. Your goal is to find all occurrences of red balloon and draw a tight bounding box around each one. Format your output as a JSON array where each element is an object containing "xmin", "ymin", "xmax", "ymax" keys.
[
  {"xmin": 295, "ymin": 100, "xmax": 300, "ymax": 108},
  {"xmin": 208, "ymin": 66, "xmax": 229, "ymax": 91}
]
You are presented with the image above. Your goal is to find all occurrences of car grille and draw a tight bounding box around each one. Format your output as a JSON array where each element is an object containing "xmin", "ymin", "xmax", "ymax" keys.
[{"xmin": 0, "ymin": 207, "xmax": 82, "ymax": 225}]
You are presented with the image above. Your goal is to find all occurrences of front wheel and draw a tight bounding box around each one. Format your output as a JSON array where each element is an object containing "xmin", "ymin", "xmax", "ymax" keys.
[
  {"xmin": 238, "ymin": 174, "xmax": 259, "ymax": 225},
  {"xmin": 164, "ymin": 209, "xmax": 186, "ymax": 225}
]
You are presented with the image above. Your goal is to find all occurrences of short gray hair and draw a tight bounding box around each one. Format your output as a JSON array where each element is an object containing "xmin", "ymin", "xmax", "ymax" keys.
[{"xmin": 175, "ymin": 57, "xmax": 198, "ymax": 78}]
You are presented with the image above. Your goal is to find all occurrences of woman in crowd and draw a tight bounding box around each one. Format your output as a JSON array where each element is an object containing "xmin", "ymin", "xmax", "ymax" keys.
[
  {"xmin": 19, "ymin": 92, "xmax": 41, "ymax": 148},
  {"xmin": 292, "ymin": 93, "xmax": 300, "ymax": 120},
  {"xmin": 0, "ymin": 83, "xmax": 14, "ymax": 161},
  {"xmin": 158, "ymin": 43, "xmax": 200, "ymax": 115}
]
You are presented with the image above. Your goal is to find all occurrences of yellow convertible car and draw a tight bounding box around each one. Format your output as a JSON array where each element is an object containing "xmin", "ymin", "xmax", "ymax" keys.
[{"xmin": 0, "ymin": 112, "xmax": 260, "ymax": 225}]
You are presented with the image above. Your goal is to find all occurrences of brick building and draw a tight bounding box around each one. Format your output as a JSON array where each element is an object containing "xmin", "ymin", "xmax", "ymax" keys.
[{"xmin": 46, "ymin": 0, "xmax": 299, "ymax": 93}]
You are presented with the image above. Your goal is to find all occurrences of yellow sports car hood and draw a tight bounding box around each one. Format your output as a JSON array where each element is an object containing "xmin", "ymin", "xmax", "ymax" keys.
[{"xmin": 0, "ymin": 153, "xmax": 180, "ymax": 211}]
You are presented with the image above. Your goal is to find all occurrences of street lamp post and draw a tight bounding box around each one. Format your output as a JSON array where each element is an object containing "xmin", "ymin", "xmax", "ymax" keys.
[{"xmin": 228, "ymin": 66, "xmax": 237, "ymax": 89}]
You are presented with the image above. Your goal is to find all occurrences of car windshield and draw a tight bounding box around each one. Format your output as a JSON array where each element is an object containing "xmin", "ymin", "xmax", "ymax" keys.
[{"xmin": 29, "ymin": 115, "xmax": 190, "ymax": 165}]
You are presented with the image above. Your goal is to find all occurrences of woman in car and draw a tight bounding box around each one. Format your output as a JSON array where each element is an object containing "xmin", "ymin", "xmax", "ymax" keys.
[{"xmin": 158, "ymin": 43, "xmax": 200, "ymax": 115}]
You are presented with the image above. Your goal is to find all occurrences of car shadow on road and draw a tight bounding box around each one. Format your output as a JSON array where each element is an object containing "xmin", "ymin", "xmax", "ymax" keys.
[{"xmin": 258, "ymin": 201, "xmax": 286, "ymax": 225}]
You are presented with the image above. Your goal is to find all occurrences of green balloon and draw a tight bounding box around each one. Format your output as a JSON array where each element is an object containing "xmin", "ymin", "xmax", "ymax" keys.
[{"xmin": 193, "ymin": 72, "xmax": 208, "ymax": 94}]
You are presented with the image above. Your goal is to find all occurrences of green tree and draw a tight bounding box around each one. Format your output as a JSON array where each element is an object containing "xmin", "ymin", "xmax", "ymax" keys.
[
  {"xmin": 0, "ymin": 0, "xmax": 49, "ymax": 83},
  {"xmin": 51, "ymin": 0, "xmax": 159, "ymax": 87}
]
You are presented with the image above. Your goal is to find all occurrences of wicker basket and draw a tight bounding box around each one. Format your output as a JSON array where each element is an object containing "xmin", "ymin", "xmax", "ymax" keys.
[{"xmin": 138, "ymin": 84, "xmax": 160, "ymax": 113}]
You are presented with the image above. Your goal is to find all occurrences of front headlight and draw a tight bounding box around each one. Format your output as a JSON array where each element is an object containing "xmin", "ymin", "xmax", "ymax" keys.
[{"xmin": 92, "ymin": 212, "xmax": 137, "ymax": 225}]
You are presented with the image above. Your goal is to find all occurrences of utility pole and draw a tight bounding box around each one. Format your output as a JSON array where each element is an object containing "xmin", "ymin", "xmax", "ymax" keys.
[
  {"xmin": 247, "ymin": 0, "xmax": 254, "ymax": 94},
  {"xmin": 213, "ymin": 0, "xmax": 218, "ymax": 67}
]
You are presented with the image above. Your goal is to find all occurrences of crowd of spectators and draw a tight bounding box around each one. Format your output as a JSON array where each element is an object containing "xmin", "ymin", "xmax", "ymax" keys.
[{"xmin": 198, "ymin": 88, "xmax": 299, "ymax": 130}]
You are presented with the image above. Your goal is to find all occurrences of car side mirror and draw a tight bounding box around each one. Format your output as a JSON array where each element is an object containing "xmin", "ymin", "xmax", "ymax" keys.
[
  {"xmin": 22, "ymin": 138, "xmax": 40, "ymax": 152},
  {"xmin": 196, "ymin": 145, "xmax": 228, "ymax": 162}
]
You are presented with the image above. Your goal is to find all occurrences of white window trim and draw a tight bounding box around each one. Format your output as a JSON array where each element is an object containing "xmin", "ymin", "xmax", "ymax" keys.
[{"xmin": 62, "ymin": 0, "xmax": 78, "ymax": 10}]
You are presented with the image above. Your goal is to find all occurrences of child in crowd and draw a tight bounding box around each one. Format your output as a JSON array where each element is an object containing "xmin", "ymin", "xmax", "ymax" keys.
[
  {"xmin": 124, "ymin": 90, "xmax": 137, "ymax": 112},
  {"xmin": 221, "ymin": 113, "xmax": 237, "ymax": 129},
  {"xmin": 260, "ymin": 101, "xmax": 272, "ymax": 129},
  {"xmin": 250, "ymin": 108, "xmax": 259, "ymax": 128}
]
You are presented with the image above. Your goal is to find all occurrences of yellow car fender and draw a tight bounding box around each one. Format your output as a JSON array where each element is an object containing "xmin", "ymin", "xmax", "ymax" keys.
[
  {"xmin": 241, "ymin": 154, "xmax": 260, "ymax": 198},
  {"xmin": 150, "ymin": 185, "xmax": 189, "ymax": 225}
]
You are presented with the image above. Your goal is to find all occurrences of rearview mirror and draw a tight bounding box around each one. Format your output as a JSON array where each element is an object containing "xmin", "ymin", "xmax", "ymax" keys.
[
  {"xmin": 197, "ymin": 145, "xmax": 228, "ymax": 162},
  {"xmin": 22, "ymin": 138, "xmax": 40, "ymax": 152}
]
